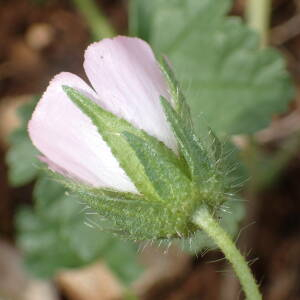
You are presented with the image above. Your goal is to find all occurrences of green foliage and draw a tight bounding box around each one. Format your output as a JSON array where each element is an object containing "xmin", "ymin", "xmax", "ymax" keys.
[
  {"xmin": 16, "ymin": 176, "xmax": 142, "ymax": 283},
  {"xmin": 130, "ymin": 0, "xmax": 294, "ymax": 136},
  {"xmin": 129, "ymin": 0, "xmax": 156, "ymax": 41},
  {"xmin": 6, "ymin": 139, "xmax": 40, "ymax": 186},
  {"xmin": 71, "ymin": 0, "xmax": 116, "ymax": 40},
  {"xmin": 6, "ymin": 98, "xmax": 41, "ymax": 186}
]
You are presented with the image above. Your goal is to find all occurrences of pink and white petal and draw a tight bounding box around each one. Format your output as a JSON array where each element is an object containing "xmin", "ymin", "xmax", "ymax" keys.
[
  {"xmin": 28, "ymin": 72, "xmax": 137, "ymax": 193},
  {"xmin": 39, "ymin": 155, "xmax": 82, "ymax": 182},
  {"xmin": 84, "ymin": 36, "xmax": 177, "ymax": 151}
]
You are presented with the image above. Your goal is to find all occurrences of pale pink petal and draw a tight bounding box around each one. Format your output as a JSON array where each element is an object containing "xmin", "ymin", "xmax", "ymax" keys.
[
  {"xmin": 39, "ymin": 155, "xmax": 81, "ymax": 182},
  {"xmin": 28, "ymin": 72, "xmax": 137, "ymax": 192},
  {"xmin": 84, "ymin": 36, "xmax": 177, "ymax": 151}
]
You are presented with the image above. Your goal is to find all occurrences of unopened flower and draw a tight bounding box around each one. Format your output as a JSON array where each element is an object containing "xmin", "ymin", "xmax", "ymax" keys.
[
  {"xmin": 29, "ymin": 36, "xmax": 176, "ymax": 191},
  {"xmin": 28, "ymin": 36, "xmax": 229, "ymax": 240}
]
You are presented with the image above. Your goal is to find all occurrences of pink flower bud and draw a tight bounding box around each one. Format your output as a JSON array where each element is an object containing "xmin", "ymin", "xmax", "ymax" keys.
[{"xmin": 28, "ymin": 36, "xmax": 176, "ymax": 192}]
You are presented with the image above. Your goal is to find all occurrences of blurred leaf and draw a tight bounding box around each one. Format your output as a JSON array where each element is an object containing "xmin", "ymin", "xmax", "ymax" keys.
[
  {"xmin": 6, "ymin": 139, "xmax": 41, "ymax": 186},
  {"xmin": 131, "ymin": 0, "xmax": 294, "ymax": 136},
  {"xmin": 16, "ymin": 176, "xmax": 143, "ymax": 283},
  {"xmin": 71, "ymin": 0, "xmax": 115, "ymax": 40},
  {"xmin": 16, "ymin": 96, "xmax": 39, "ymax": 124},
  {"xmin": 129, "ymin": 0, "xmax": 155, "ymax": 41},
  {"xmin": 6, "ymin": 98, "xmax": 41, "ymax": 186}
]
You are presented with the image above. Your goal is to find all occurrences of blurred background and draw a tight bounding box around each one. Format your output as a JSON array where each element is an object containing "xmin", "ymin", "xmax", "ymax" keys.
[{"xmin": 1, "ymin": 0, "xmax": 300, "ymax": 299}]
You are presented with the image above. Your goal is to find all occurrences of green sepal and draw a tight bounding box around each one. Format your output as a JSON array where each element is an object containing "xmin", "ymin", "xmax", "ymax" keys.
[
  {"xmin": 46, "ymin": 170, "xmax": 197, "ymax": 240},
  {"xmin": 159, "ymin": 56, "xmax": 193, "ymax": 129},
  {"xmin": 63, "ymin": 86, "xmax": 181, "ymax": 204},
  {"xmin": 82, "ymin": 191, "xmax": 193, "ymax": 240},
  {"xmin": 122, "ymin": 131, "xmax": 192, "ymax": 205},
  {"xmin": 160, "ymin": 96, "xmax": 210, "ymax": 182},
  {"xmin": 160, "ymin": 96, "xmax": 227, "ymax": 208},
  {"xmin": 207, "ymin": 127, "xmax": 222, "ymax": 161}
]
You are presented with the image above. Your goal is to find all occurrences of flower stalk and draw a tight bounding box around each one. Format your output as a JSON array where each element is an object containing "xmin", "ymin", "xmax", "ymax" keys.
[{"xmin": 193, "ymin": 206, "xmax": 262, "ymax": 300}]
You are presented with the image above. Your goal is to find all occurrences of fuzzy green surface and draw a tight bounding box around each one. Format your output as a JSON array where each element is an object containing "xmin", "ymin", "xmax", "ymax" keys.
[{"xmin": 6, "ymin": 98, "xmax": 41, "ymax": 186}]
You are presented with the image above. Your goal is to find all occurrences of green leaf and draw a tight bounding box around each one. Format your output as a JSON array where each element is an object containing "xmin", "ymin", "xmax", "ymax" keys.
[
  {"xmin": 6, "ymin": 97, "xmax": 40, "ymax": 186},
  {"xmin": 16, "ymin": 176, "xmax": 143, "ymax": 283},
  {"xmin": 34, "ymin": 176, "xmax": 82, "ymax": 222},
  {"xmin": 16, "ymin": 96, "xmax": 39, "ymax": 124},
  {"xmin": 140, "ymin": 0, "xmax": 294, "ymax": 136},
  {"xmin": 6, "ymin": 138, "xmax": 41, "ymax": 186},
  {"xmin": 129, "ymin": 0, "xmax": 156, "ymax": 41}
]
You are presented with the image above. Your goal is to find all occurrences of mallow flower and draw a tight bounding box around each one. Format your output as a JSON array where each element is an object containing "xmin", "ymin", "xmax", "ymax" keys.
[
  {"xmin": 28, "ymin": 36, "xmax": 228, "ymax": 240},
  {"xmin": 28, "ymin": 36, "xmax": 263, "ymax": 300}
]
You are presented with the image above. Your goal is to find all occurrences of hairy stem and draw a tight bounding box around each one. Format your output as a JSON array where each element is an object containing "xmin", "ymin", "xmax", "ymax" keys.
[
  {"xmin": 71, "ymin": 0, "xmax": 116, "ymax": 40},
  {"xmin": 193, "ymin": 206, "xmax": 262, "ymax": 300},
  {"xmin": 246, "ymin": 0, "xmax": 271, "ymax": 48}
]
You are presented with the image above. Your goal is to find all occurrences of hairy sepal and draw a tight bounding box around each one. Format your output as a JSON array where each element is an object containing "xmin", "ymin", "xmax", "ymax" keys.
[
  {"xmin": 159, "ymin": 56, "xmax": 193, "ymax": 130},
  {"xmin": 161, "ymin": 96, "xmax": 226, "ymax": 208},
  {"xmin": 47, "ymin": 170, "xmax": 197, "ymax": 240},
  {"xmin": 122, "ymin": 131, "xmax": 192, "ymax": 206},
  {"xmin": 159, "ymin": 58, "xmax": 223, "ymax": 165},
  {"xmin": 63, "ymin": 86, "xmax": 180, "ymax": 203}
]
